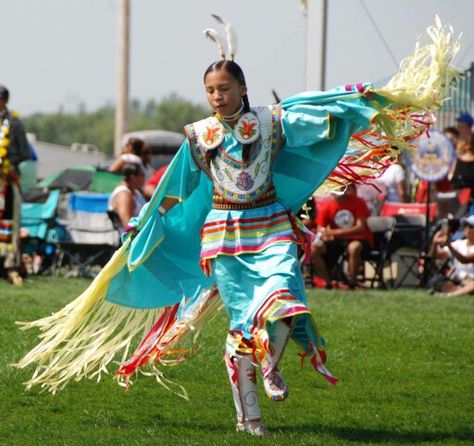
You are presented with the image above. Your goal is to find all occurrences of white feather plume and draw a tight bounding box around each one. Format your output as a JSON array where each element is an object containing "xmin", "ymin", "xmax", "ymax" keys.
[
  {"xmin": 211, "ymin": 14, "xmax": 238, "ymax": 61},
  {"xmin": 203, "ymin": 28, "xmax": 226, "ymax": 60}
]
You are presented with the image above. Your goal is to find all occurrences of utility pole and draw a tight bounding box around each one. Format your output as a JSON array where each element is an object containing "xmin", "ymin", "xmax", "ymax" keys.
[
  {"xmin": 114, "ymin": 0, "xmax": 130, "ymax": 156},
  {"xmin": 305, "ymin": 0, "xmax": 327, "ymax": 91}
]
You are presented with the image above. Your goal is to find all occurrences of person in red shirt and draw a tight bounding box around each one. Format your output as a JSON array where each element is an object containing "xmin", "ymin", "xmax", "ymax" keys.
[
  {"xmin": 312, "ymin": 183, "xmax": 372, "ymax": 288},
  {"xmin": 143, "ymin": 163, "xmax": 169, "ymax": 200}
]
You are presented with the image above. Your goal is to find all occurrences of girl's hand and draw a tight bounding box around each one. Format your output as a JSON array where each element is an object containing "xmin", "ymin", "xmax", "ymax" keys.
[{"xmin": 362, "ymin": 90, "xmax": 375, "ymax": 100}]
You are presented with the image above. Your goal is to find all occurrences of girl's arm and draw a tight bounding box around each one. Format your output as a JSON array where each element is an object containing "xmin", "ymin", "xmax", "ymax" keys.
[{"xmin": 157, "ymin": 196, "xmax": 180, "ymax": 215}]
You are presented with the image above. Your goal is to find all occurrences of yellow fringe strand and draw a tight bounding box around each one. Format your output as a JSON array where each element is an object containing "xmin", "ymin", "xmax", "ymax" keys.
[
  {"xmin": 316, "ymin": 16, "xmax": 461, "ymax": 196},
  {"xmin": 370, "ymin": 15, "xmax": 461, "ymax": 153},
  {"xmin": 15, "ymin": 238, "xmax": 222, "ymax": 395},
  {"xmin": 377, "ymin": 15, "xmax": 461, "ymax": 111},
  {"xmin": 13, "ymin": 240, "xmax": 164, "ymax": 393}
]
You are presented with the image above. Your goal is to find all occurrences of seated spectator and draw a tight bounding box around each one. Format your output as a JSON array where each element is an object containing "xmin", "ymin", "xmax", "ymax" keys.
[
  {"xmin": 143, "ymin": 163, "xmax": 169, "ymax": 200},
  {"xmin": 379, "ymin": 160, "xmax": 407, "ymax": 202},
  {"xmin": 429, "ymin": 215, "xmax": 474, "ymax": 297},
  {"xmin": 108, "ymin": 163, "xmax": 146, "ymax": 230},
  {"xmin": 108, "ymin": 137, "xmax": 153, "ymax": 178},
  {"xmin": 312, "ymin": 183, "xmax": 373, "ymax": 289}
]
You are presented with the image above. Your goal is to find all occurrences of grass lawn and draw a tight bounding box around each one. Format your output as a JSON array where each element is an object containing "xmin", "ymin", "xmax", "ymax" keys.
[{"xmin": 0, "ymin": 277, "xmax": 473, "ymax": 446}]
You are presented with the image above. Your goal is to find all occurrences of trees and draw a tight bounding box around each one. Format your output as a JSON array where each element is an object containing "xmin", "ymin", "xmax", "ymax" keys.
[{"xmin": 24, "ymin": 95, "xmax": 209, "ymax": 156}]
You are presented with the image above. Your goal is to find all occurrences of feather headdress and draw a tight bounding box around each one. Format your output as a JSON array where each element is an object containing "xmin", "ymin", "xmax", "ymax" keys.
[
  {"xmin": 204, "ymin": 28, "xmax": 226, "ymax": 60},
  {"xmin": 204, "ymin": 14, "xmax": 238, "ymax": 61}
]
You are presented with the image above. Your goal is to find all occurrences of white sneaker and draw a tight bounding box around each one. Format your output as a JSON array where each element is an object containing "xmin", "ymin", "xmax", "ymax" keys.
[
  {"xmin": 236, "ymin": 421, "xmax": 268, "ymax": 437},
  {"xmin": 263, "ymin": 369, "xmax": 288, "ymax": 401}
]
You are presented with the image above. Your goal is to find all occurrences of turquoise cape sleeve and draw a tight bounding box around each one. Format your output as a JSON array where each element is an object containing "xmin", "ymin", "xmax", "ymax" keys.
[
  {"xmin": 105, "ymin": 84, "xmax": 380, "ymax": 310},
  {"xmin": 105, "ymin": 140, "xmax": 214, "ymax": 309},
  {"xmin": 274, "ymin": 84, "xmax": 379, "ymax": 212}
]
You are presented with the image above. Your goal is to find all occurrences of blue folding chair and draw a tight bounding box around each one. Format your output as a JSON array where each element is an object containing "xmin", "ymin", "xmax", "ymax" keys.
[
  {"xmin": 54, "ymin": 192, "xmax": 120, "ymax": 278},
  {"xmin": 21, "ymin": 189, "xmax": 62, "ymax": 274}
]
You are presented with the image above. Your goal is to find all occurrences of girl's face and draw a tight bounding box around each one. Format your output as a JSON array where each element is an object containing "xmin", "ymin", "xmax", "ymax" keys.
[{"xmin": 204, "ymin": 69, "xmax": 247, "ymax": 117}]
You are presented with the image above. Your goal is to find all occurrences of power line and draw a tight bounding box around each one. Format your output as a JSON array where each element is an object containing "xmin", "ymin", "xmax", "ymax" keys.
[{"xmin": 358, "ymin": 0, "xmax": 399, "ymax": 69}]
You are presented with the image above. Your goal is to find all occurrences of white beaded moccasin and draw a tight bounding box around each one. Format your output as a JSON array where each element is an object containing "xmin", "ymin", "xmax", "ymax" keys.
[{"xmin": 236, "ymin": 421, "xmax": 269, "ymax": 437}]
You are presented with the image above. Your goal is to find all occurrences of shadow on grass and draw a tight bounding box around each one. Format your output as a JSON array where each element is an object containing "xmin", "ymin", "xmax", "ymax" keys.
[
  {"xmin": 154, "ymin": 419, "xmax": 232, "ymax": 435},
  {"xmin": 280, "ymin": 423, "xmax": 474, "ymax": 443},
  {"xmin": 151, "ymin": 418, "xmax": 474, "ymax": 443}
]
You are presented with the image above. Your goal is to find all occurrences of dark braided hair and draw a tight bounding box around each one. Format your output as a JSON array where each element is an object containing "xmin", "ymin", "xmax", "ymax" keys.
[{"xmin": 203, "ymin": 60, "xmax": 252, "ymax": 168}]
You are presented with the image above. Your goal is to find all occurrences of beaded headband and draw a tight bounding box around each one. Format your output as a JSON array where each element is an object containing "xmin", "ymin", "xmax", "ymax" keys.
[{"xmin": 204, "ymin": 14, "xmax": 238, "ymax": 61}]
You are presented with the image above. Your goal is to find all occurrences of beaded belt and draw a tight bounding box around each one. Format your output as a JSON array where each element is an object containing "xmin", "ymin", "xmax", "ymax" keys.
[
  {"xmin": 212, "ymin": 196, "xmax": 277, "ymax": 210},
  {"xmin": 212, "ymin": 188, "xmax": 277, "ymax": 210}
]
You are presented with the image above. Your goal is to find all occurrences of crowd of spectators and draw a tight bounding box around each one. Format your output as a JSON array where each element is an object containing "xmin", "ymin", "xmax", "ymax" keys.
[
  {"xmin": 3, "ymin": 80, "xmax": 472, "ymax": 296},
  {"xmin": 304, "ymin": 112, "xmax": 474, "ymax": 296}
]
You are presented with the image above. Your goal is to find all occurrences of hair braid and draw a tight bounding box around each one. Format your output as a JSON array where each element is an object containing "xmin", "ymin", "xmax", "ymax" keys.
[
  {"xmin": 205, "ymin": 147, "xmax": 218, "ymax": 170},
  {"xmin": 241, "ymin": 94, "xmax": 252, "ymax": 166}
]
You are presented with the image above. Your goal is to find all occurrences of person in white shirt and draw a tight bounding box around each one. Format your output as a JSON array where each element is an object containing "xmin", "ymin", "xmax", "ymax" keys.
[
  {"xmin": 379, "ymin": 161, "xmax": 407, "ymax": 202},
  {"xmin": 108, "ymin": 163, "xmax": 146, "ymax": 230},
  {"xmin": 430, "ymin": 215, "xmax": 474, "ymax": 296}
]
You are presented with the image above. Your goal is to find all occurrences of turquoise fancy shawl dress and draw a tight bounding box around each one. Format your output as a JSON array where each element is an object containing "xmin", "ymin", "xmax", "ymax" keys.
[{"xmin": 17, "ymin": 71, "xmax": 456, "ymax": 393}]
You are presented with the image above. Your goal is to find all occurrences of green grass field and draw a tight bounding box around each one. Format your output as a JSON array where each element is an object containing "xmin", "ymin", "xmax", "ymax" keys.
[{"xmin": 0, "ymin": 277, "xmax": 473, "ymax": 446}]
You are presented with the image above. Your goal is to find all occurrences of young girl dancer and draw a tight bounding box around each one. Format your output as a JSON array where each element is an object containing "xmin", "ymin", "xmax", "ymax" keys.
[{"xmin": 17, "ymin": 15, "xmax": 459, "ymax": 436}]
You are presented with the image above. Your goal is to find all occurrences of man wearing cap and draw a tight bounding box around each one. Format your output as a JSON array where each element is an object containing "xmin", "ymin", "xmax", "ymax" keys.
[
  {"xmin": 456, "ymin": 112, "xmax": 474, "ymax": 148},
  {"xmin": 430, "ymin": 215, "xmax": 474, "ymax": 296},
  {"xmin": 0, "ymin": 84, "xmax": 30, "ymax": 285}
]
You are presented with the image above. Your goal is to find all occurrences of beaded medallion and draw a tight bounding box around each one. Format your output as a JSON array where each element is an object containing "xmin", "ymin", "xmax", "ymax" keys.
[
  {"xmin": 234, "ymin": 112, "xmax": 260, "ymax": 144},
  {"xmin": 196, "ymin": 117, "xmax": 224, "ymax": 151}
]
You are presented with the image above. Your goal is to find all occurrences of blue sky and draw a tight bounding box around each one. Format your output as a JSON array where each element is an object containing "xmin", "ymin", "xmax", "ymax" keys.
[{"xmin": 3, "ymin": 0, "xmax": 474, "ymax": 115}]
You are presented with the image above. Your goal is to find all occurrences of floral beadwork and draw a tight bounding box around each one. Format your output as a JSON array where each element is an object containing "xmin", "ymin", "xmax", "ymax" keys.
[
  {"xmin": 188, "ymin": 105, "xmax": 283, "ymax": 202},
  {"xmin": 235, "ymin": 171, "xmax": 254, "ymax": 191},
  {"xmin": 234, "ymin": 112, "xmax": 260, "ymax": 144},
  {"xmin": 197, "ymin": 118, "xmax": 224, "ymax": 151}
]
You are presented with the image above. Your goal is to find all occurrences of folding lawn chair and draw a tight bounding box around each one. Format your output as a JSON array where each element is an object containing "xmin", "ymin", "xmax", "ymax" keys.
[
  {"xmin": 380, "ymin": 202, "xmax": 438, "ymax": 288},
  {"xmin": 363, "ymin": 216, "xmax": 396, "ymax": 289},
  {"xmin": 55, "ymin": 192, "xmax": 120, "ymax": 278},
  {"xmin": 21, "ymin": 189, "xmax": 62, "ymax": 274}
]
